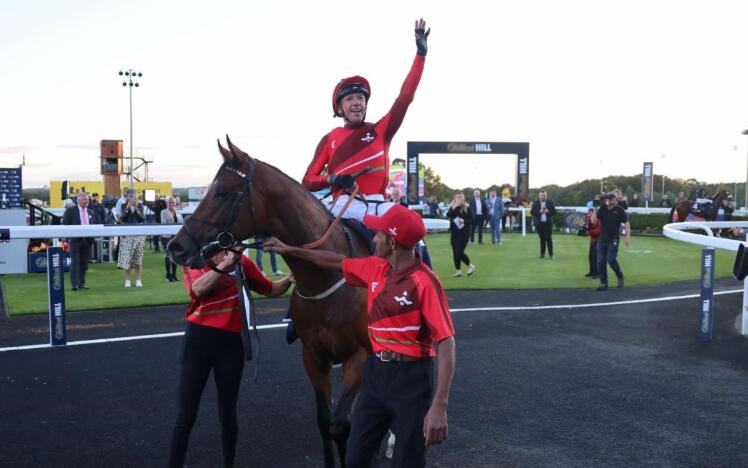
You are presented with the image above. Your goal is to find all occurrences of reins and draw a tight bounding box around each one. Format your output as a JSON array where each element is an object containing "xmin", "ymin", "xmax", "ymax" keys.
[{"xmin": 302, "ymin": 166, "xmax": 372, "ymax": 249}]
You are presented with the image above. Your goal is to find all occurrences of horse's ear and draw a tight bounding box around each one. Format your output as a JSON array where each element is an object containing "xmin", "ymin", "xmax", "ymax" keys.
[
  {"xmin": 226, "ymin": 134, "xmax": 242, "ymax": 158},
  {"xmin": 217, "ymin": 139, "xmax": 231, "ymax": 162}
]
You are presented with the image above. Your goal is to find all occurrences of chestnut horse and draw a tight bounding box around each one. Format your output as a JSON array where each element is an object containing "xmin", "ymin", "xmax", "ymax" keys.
[
  {"xmin": 669, "ymin": 189, "xmax": 728, "ymax": 223},
  {"xmin": 167, "ymin": 137, "xmax": 371, "ymax": 467}
]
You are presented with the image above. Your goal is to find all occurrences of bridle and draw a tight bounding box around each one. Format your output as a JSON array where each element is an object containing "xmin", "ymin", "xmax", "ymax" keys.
[{"xmin": 181, "ymin": 157, "xmax": 258, "ymax": 273}]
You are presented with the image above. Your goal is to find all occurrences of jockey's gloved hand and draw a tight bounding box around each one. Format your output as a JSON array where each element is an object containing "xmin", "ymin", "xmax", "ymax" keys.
[
  {"xmin": 328, "ymin": 174, "xmax": 355, "ymax": 190},
  {"xmin": 415, "ymin": 18, "xmax": 430, "ymax": 56}
]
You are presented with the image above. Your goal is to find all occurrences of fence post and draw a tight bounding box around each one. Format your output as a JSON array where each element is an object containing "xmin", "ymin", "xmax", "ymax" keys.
[
  {"xmin": 47, "ymin": 247, "xmax": 67, "ymax": 346},
  {"xmin": 742, "ymin": 277, "xmax": 748, "ymax": 335},
  {"xmin": 697, "ymin": 248, "xmax": 715, "ymax": 341}
]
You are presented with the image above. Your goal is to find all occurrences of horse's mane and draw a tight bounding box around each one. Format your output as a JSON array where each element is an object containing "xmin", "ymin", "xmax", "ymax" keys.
[{"xmin": 254, "ymin": 158, "xmax": 334, "ymax": 221}]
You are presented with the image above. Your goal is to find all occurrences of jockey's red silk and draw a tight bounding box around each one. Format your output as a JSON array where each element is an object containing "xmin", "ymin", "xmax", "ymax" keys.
[
  {"xmin": 303, "ymin": 55, "xmax": 425, "ymax": 198},
  {"xmin": 183, "ymin": 256, "xmax": 272, "ymax": 333},
  {"xmin": 342, "ymin": 256, "xmax": 454, "ymax": 358}
]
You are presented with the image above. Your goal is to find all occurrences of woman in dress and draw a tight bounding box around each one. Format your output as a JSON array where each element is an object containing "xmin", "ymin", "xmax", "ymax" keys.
[{"xmin": 117, "ymin": 196, "xmax": 146, "ymax": 287}]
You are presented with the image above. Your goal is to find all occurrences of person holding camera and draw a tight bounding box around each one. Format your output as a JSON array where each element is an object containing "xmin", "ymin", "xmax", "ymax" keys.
[
  {"xmin": 591, "ymin": 192, "xmax": 631, "ymax": 291},
  {"xmin": 118, "ymin": 196, "xmax": 146, "ymax": 287}
]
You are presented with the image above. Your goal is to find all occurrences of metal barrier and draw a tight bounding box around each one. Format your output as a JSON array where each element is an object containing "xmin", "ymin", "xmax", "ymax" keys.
[
  {"xmin": 0, "ymin": 224, "xmax": 184, "ymax": 346},
  {"xmin": 662, "ymin": 221, "xmax": 748, "ymax": 335}
]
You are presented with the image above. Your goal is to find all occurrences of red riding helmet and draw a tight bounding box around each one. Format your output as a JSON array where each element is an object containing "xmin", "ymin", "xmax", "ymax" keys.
[{"xmin": 332, "ymin": 75, "xmax": 371, "ymax": 117}]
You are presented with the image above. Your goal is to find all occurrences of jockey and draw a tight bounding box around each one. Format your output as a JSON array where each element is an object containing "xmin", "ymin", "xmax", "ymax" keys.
[
  {"xmin": 695, "ymin": 182, "xmax": 711, "ymax": 210},
  {"xmin": 286, "ymin": 19, "xmax": 431, "ymax": 345},
  {"xmin": 302, "ymin": 18, "xmax": 430, "ymax": 221}
]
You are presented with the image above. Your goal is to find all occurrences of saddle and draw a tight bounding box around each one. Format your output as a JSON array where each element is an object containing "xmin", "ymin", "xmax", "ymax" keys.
[
  {"xmin": 691, "ymin": 201, "xmax": 713, "ymax": 219},
  {"xmin": 341, "ymin": 218, "xmax": 376, "ymax": 255}
]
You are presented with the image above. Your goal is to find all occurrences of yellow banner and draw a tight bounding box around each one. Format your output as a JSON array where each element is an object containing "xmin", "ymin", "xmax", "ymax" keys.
[{"xmin": 50, "ymin": 180, "xmax": 173, "ymax": 207}]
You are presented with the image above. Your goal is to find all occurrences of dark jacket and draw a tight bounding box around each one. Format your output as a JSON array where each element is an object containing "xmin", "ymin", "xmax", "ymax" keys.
[
  {"xmin": 120, "ymin": 206, "xmax": 145, "ymax": 224},
  {"xmin": 468, "ymin": 197, "xmax": 488, "ymax": 219},
  {"xmin": 446, "ymin": 204, "xmax": 473, "ymax": 236},
  {"xmin": 530, "ymin": 199, "xmax": 556, "ymax": 225},
  {"xmin": 62, "ymin": 205, "xmax": 95, "ymax": 245}
]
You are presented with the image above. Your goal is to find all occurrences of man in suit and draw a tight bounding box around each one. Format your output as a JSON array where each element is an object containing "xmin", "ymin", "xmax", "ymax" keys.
[
  {"xmin": 62, "ymin": 192, "xmax": 95, "ymax": 290},
  {"xmin": 530, "ymin": 191, "xmax": 557, "ymax": 259},
  {"xmin": 486, "ymin": 190, "xmax": 504, "ymax": 245},
  {"xmin": 469, "ymin": 189, "xmax": 488, "ymax": 244}
]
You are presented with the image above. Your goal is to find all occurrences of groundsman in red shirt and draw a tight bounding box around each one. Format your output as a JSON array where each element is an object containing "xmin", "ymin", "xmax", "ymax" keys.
[{"xmin": 264, "ymin": 204, "xmax": 455, "ymax": 467}]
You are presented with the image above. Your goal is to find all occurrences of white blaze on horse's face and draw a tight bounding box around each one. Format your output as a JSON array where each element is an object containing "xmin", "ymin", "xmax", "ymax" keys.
[{"xmin": 340, "ymin": 93, "xmax": 367, "ymax": 125}]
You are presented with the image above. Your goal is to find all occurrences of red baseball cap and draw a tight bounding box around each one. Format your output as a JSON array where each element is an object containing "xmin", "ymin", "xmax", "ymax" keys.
[{"xmin": 363, "ymin": 204, "xmax": 426, "ymax": 248}]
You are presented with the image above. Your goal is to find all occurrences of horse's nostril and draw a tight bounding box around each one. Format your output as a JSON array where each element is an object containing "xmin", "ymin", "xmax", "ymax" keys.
[{"xmin": 168, "ymin": 241, "xmax": 184, "ymax": 254}]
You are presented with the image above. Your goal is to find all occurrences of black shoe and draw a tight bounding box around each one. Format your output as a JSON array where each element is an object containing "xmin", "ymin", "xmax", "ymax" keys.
[
  {"xmin": 617, "ymin": 276, "xmax": 625, "ymax": 288},
  {"xmin": 596, "ymin": 284, "xmax": 608, "ymax": 291},
  {"xmin": 72, "ymin": 287, "xmax": 78, "ymax": 291},
  {"xmin": 539, "ymin": 255, "xmax": 545, "ymax": 259},
  {"xmin": 584, "ymin": 272, "xmax": 595, "ymax": 277}
]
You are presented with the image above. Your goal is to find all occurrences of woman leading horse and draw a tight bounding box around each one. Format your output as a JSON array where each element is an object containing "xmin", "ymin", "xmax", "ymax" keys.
[{"xmin": 167, "ymin": 138, "xmax": 372, "ymax": 467}]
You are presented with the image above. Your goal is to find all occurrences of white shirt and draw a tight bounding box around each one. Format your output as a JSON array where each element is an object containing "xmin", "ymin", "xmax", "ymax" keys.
[{"xmin": 474, "ymin": 197, "xmax": 482, "ymax": 216}]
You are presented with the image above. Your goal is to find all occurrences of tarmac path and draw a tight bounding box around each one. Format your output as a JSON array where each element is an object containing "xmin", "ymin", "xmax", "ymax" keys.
[{"xmin": 1, "ymin": 280, "xmax": 747, "ymax": 467}]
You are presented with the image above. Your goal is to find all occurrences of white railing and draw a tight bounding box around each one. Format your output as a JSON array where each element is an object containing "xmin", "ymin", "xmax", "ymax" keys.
[
  {"xmin": 662, "ymin": 221, "xmax": 748, "ymax": 335},
  {"xmin": 1, "ymin": 224, "xmax": 181, "ymax": 240}
]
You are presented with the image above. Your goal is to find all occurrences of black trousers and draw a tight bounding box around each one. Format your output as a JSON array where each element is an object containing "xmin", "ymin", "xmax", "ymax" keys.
[
  {"xmin": 168, "ymin": 322, "xmax": 244, "ymax": 468},
  {"xmin": 588, "ymin": 240, "xmax": 598, "ymax": 274},
  {"xmin": 536, "ymin": 222, "xmax": 553, "ymax": 257},
  {"xmin": 450, "ymin": 233, "xmax": 471, "ymax": 270},
  {"xmin": 470, "ymin": 214, "xmax": 485, "ymax": 243},
  {"xmin": 164, "ymin": 256, "xmax": 177, "ymax": 278},
  {"xmin": 346, "ymin": 356, "xmax": 433, "ymax": 468},
  {"xmin": 69, "ymin": 240, "xmax": 91, "ymax": 288}
]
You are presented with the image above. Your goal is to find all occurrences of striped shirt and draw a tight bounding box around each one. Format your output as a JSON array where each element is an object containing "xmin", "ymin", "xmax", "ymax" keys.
[
  {"xmin": 183, "ymin": 256, "xmax": 272, "ymax": 333},
  {"xmin": 342, "ymin": 256, "xmax": 454, "ymax": 358}
]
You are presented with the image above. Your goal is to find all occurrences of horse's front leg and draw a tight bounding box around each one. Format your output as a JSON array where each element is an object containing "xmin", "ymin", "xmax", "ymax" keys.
[
  {"xmin": 302, "ymin": 346, "xmax": 335, "ymax": 468},
  {"xmin": 330, "ymin": 346, "xmax": 369, "ymax": 467}
]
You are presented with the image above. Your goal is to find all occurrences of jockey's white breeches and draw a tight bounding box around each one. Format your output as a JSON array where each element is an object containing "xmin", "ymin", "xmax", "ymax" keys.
[{"xmin": 326, "ymin": 194, "xmax": 395, "ymax": 222}]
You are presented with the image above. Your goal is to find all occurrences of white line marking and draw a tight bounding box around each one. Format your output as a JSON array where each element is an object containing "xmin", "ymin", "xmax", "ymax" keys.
[
  {"xmin": 0, "ymin": 290, "xmax": 741, "ymax": 353},
  {"xmin": 451, "ymin": 289, "xmax": 741, "ymax": 312}
]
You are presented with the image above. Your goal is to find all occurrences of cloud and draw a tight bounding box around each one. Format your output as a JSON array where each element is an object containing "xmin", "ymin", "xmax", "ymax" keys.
[
  {"xmin": 55, "ymin": 144, "xmax": 99, "ymax": 150},
  {"xmin": 0, "ymin": 145, "xmax": 37, "ymax": 154}
]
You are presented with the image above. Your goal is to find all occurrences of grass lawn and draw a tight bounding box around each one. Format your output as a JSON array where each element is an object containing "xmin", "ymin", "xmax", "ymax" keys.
[{"xmin": 0, "ymin": 233, "xmax": 735, "ymax": 315}]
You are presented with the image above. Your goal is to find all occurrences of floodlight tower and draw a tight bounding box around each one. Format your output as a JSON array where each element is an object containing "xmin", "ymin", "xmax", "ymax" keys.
[{"xmin": 119, "ymin": 69, "xmax": 143, "ymax": 191}]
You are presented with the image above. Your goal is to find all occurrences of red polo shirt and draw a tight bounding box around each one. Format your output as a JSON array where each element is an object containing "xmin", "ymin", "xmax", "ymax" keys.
[
  {"xmin": 183, "ymin": 256, "xmax": 272, "ymax": 333},
  {"xmin": 342, "ymin": 256, "xmax": 454, "ymax": 358}
]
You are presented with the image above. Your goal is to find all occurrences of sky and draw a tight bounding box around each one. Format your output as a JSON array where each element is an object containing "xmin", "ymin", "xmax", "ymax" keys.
[{"xmin": 2, "ymin": 0, "xmax": 748, "ymax": 190}]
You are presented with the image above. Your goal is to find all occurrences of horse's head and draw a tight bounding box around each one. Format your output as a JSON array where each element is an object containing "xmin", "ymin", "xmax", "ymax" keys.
[{"xmin": 167, "ymin": 136, "xmax": 263, "ymax": 268}]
